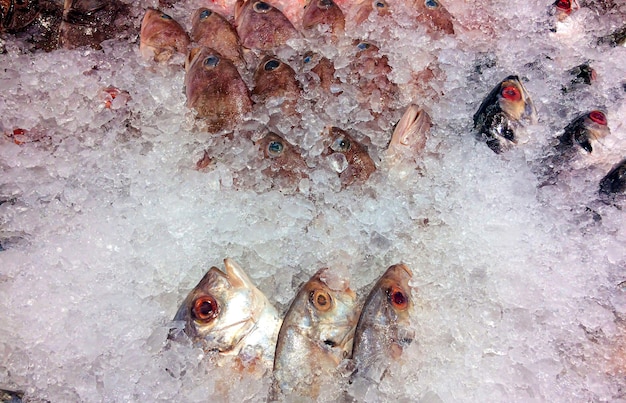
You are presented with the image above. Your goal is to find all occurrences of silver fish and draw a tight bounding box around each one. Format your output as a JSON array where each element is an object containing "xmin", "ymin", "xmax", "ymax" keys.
[
  {"xmin": 473, "ymin": 75, "xmax": 537, "ymax": 153},
  {"xmin": 271, "ymin": 268, "xmax": 358, "ymax": 400},
  {"xmin": 351, "ymin": 264, "xmax": 414, "ymax": 384},
  {"xmin": 171, "ymin": 258, "xmax": 281, "ymax": 367}
]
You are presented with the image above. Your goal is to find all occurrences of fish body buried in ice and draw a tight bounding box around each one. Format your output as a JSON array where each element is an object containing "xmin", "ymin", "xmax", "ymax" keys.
[
  {"xmin": 600, "ymin": 158, "xmax": 626, "ymax": 205},
  {"xmin": 184, "ymin": 47, "xmax": 253, "ymax": 133},
  {"xmin": 190, "ymin": 7, "xmax": 246, "ymax": 69},
  {"xmin": 473, "ymin": 75, "xmax": 537, "ymax": 153},
  {"xmin": 271, "ymin": 268, "xmax": 358, "ymax": 400},
  {"xmin": 171, "ymin": 258, "xmax": 281, "ymax": 368},
  {"xmin": 351, "ymin": 263, "xmax": 415, "ymax": 386},
  {"xmin": 256, "ymin": 132, "xmax": 309, "ymax": 187},
  {"xmin": 326, "ymin": 127, "xmax": 376, "ymax": 187},
  {"xmin": 234, "ymin": 0, "xmax": 299, "ymax": 51}
]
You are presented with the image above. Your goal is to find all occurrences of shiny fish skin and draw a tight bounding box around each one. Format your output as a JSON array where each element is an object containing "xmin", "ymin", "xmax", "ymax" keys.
[
  {"xmin": 599, "ymin": 158, "xmax": 626, "ymax": 203},
  {"xmin": 270, "ymin": 268, "xmax": 358, "ymax": 400},
  {"xmin": 556, "ymin": 110, "xmax": 610, "ymax": 154},
  {"xmin": 473, "ymin": 75, "xmax": 537, "ymax": 154},
  {"xmin": 139, "ymin": 8, "xmax": 190, "ymax": 62},
  {"xmin": 184, "ymin": 47, "xmax": 253, "ymax": 133},
  {"xmin": 171, "ymin": 258, "xmax": 282, "ymax": 366},
  {"xmin": 351, "ymin": 263, "xmax": 414, "ymax": 384}
]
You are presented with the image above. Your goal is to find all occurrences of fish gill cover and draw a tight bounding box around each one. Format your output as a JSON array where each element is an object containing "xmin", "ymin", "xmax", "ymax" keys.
[{"xmin": 0, "ymin": 0, "xmax": 625, "ymax": 401}]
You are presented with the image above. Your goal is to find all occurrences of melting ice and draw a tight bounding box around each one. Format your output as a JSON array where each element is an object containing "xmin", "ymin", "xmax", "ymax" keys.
[{"xmin": 1, "ymin": 0, "xmax": 625, "ymax": 401}]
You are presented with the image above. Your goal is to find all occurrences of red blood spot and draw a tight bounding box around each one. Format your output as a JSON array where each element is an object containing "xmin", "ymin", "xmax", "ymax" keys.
[
  {"xmin": 589, "ymin": 110, "xmax": 607, "ymax": 125},
  {"xmin": 13, "ymin": 128, "xmax": 26, "ymax": 136},
  {"xmin": 501, "ymin": 85, "xmax": 521, "ymax": 101}
]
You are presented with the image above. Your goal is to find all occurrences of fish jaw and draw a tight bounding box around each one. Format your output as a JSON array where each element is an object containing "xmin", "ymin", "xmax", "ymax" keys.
[{"xmin": 389, "ymin": 104, "xmax": 432, "ymax": 152}]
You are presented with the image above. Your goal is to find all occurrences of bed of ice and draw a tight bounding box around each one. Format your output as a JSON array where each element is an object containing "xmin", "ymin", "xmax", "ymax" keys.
[{"xmin": 1, "ymin": 0, "xmax": 625, "ymax": 401}]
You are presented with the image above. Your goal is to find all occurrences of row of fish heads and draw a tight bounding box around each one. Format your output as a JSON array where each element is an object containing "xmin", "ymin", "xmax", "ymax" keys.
[
  {"xmin": 473, "ymin": 74, "xmax": 625, "ymax": 205},
  {"xmin": 168, "ymin": 258, "xmax": 415, "ymax": 399}
]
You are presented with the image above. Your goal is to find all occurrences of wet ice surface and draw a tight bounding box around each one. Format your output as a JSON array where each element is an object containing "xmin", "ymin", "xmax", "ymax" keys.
[{"xmin": 1, "ymin": 0, "xmax": 626, "ymax": 401}]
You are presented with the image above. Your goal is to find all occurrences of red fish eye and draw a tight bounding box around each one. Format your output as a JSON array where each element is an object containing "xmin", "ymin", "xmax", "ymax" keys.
[
  {"xmin": 501, "ymin": 85, "xmax": 521, "ymax": 101},
  {"xmin": 554, "ymin": 0, "xmax": 571, "ymax": 10},
  {"xmin": 589, "ymin": 110, "xmax": 607, "ymax": 125},
  {"xmin": 192, "ymin": 296, "xmax": 219, "ymax": 323},
  {"xmin": 387, "ymin": 286, "xmax": 408, "ymax": 310}
]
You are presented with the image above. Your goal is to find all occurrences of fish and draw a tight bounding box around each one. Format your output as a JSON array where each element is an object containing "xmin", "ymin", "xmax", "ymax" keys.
[
  {"xmin": 326, "ymin": 126, "xmax": 377, "ymax": 186},
  {"xmin": 350, "ymin": 41, "xmax": 398, "ymax": 114},
  {"xmin": 411, "ymin": 0, "xmax": 455, "ymax": 35},
  {"xmin": 58, "ymin": 0, "xmax": 132, "ymax": 50},
  {"xmin": 139, "ymin": 8, "xmax": 190, "ymax": 62},
  {"xmin": 561, "ymin": 63, "xmax": 596, "ymax": 93},
  {"xmin": 350, "ymin": 264, "xmax": 415, "ymax": 385},
  {"xmin": 234, "ymin": 0, "xmax": 299, "ymax": 51},
  {"xmin": 551, "ymin": 0, "xmax": 579, "ymax": 22},
  {"xmin": 171, "ymin": 258, "xmax": 282, "ymax": 368},
  {"xmin": 473, "ymin": 75, "xmax": 537, "ymax": 153},
  {"xmin": 302, "ymin": 0, "xmax": 345, "ymax": 39},
  {"xmin": 388, "ymin": 104, "xmax": 432, "ymax": 155},
  {"xmin": 599, "ymin": 158, "xmax": 626, "ymax": 203},
  {"xmin": 190, "ymin": 8, "xmax": 246, "ymax": 69},
  {"xmin": 270, "ymin": 268, "xmax": 358, "ymax": 400},
  {"xmin": 352, "ymin": 0, "xmax": 391, "ymax": 25},
  {"xmin": 302, "ymin": 52, "xmax": 341, "ymax": 95},
  {"xmin": 256, "ymin": 132, "xmax": 309, "ymax": 186},
  {"xmin": 556, "ymin": 110, "xmax": 610, "ymax": 154},
  {"xmin": 252, "ymin": 56, "xmax": 302, "ymax": 116},
  {"xmin": 0, "ymin": 388, "xmax": 23, "ymax": 403},
  {"xmin": 184, "ymin": 47, "xmax": 253, "ymax": 133},
  {"xmin": 597, "ymin": 24, "xmax": 626, "ymax": 47}
]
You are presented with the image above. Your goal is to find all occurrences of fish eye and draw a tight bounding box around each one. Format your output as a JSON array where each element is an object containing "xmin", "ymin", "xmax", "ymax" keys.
[
  {"xmin": 319, "ymin": 0, "xmax": 334, "ymax": 8},
  {"xmin": 588, "ymin": 110, "xmax": 607, "ymax": 125},
  {"xmin": 374, "ymin": 0, "xmax": 388, "ymax": 9},
  {"xmin": 387, "ymin": 286, "xmax": 409, "ymax": 310},
  {"xmin": 554, "ymin": 0, "xmax": 571, "ymax": 10},
  {"xmin": 267, "ymin": 140, "xmax": 284, "ymax": 156},
  {"xmin": 303, "ymin": 55, "xmax": 312, "ymax": 64},
  {"xmin": 199, "ymin": 9, "xmax": 212, "ymax": 19},
  {"xmin": 310, "ymin": 289, "xmax": 333, "ymax": 311},
  {"xmin": 192, "ymin": 296, "xmax": 219, "ymax": 323},
  {"xmin": 264, "ymin": 59, "xmax": 281, "ymax": 71},
  {"xmin": 357, "ymin": 42, "xmax": 370, "ymax": 51},
  {"xmin": 254, "ymin": 1, "xmax": 272, "ymax": 13},
  {"xmin": 424, "ymin": 0, "xmax": 439, "ymax": 9},
  {"xmin": 160, "ymin": 13, "xmax": 172, "ymax": 20},
  {"xmin": 500, "ymin": 85, "xmax": 521, "ymax": 102},
  {"xmin": 331, "ymin": 136, "xmax": 351, "ymax": 152},
  {"xmin": 204, "ymin": 55, "xmax": 220, "ymax": 68}
]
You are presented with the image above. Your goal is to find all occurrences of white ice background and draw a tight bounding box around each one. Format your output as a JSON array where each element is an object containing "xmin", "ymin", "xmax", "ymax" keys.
[{"xmin": 1, "ymin": 0, "xmax": 625, "ymax": 401}]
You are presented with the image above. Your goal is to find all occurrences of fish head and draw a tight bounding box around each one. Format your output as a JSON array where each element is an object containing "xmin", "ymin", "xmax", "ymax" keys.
[
  {"xmin": 190, "ymin": 8, "xmax": 244, "ymax": 68},
  {"xmin": 234, "ymin": 0, "xmax": 299, "ymax": 50},
  {"xmin": 302, "ymin": 0, "xmax": 345, "ymax": 36},
  {"xmin": 253, "ymin": 56, "xmax": 301, "ymax": 99},
  {"xmin": 552, "ymin": 0, "xmax": 579, "ymax": 21},
  {"xmin": 354, "ymin": 0, "xmax": 390, "ymax": 25},
  {"xmin": 184, "ymin": 47, "xmax": 252, "ymax": 132},
  {"xmin": 600, "ymin": 158, "xmax": 626, "ymax": 200},
  {"xmin": 563, "ymin": 110, "xmax": 610, "ymax": 154},
  {"xmin": 327, "ymin": 127, "xmax": 376, "ymax": 185},
  {"xmin": 497, "ymin": 76, "xmax": 536, "ymax": 122},
  {"xmin": 413, "ymin": 0, "xmax": 455, "ymax": 35},
  {"xmin": 140, "ymin": 8, "xmax": 190, "ymax": 62},
  {"xmin": 173, "ymin": 259, "xmax": 265, "ymax": 353},
  {"xmin": 295, "ymin": 268, "xmax": 358, "ymax": 355},
  {"xmin": 389, "ymin": 104, "xmax": 432, "ymax": 153},
  {"xmin": 256, "ymin": 132, "xmax": 308, "ymax": 181},
  {"xmin": 353, "ymin": 264, "xmax": 415, "ymax": 364}
]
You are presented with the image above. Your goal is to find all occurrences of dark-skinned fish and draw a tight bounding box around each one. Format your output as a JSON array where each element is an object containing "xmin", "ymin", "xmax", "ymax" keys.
[
  {"xmin": 556, "ymin": 110, "xmax": 610, "ymax": 154},
  {"xmin": 351, "ymin": 264, "xmax": 415, "ymax": 385},
  {"xmin": 140, "ymin": 8, "xmax": 190, "ymax": 62},
  {"xmin": 599, "ymin": 158, "xmax": 626, "ymax": 205},
  {"xmin": 270, "ymin": 268, "xmax": 358, "ymax": 400},
  {"xmin": 234, "ymin": 0, "xmax": 299, "ymax": 51},
  {"xmin": 190, "ymin": 7, "xmax": 245, "ymax": 69},
  {"xmin": 170, "ymin": 258, "xmax": 282, "ymax": 368},
  {"xmin": 473, "ymin": 75, "xmax": 537, "ymax": 153},
  {"xmin": 184, "ymin": 47, "xmax": 253, "ymax": 133}
]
